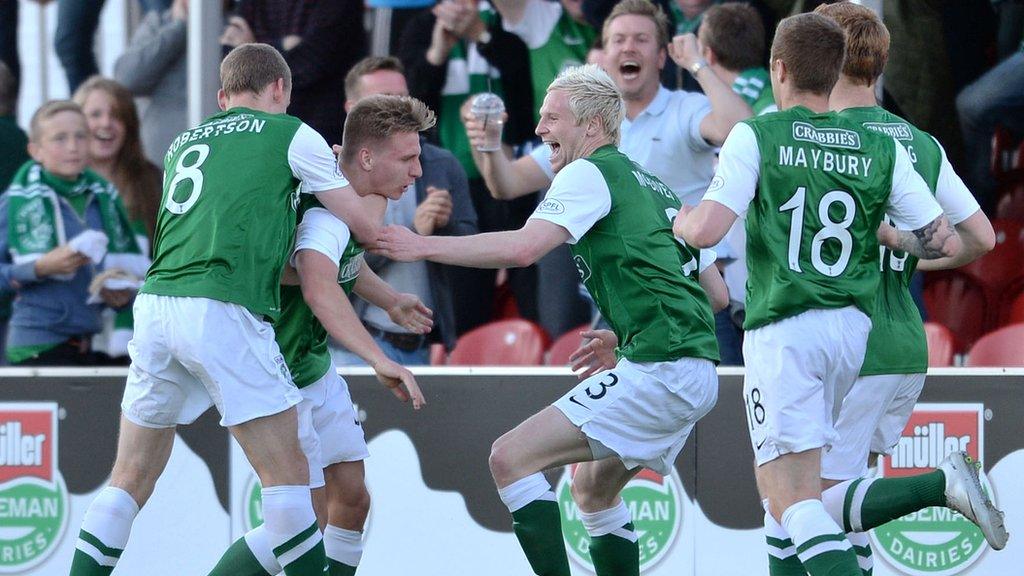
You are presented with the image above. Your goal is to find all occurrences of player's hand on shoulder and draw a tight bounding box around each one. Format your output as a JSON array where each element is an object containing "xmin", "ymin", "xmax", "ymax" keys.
[
  {"xmin": 373, "ymin": 358, "xmax": 426, "ymax": 410},
  {"xmin": 387, "ymin": 293, "xmax": 434, "ymax": 334},
  {"xmin": 373, "ymin": 224, "xmax": 426, "ymax": 262},
  {"xmin": 569, "ymin": 329, "xmax": 619, "ymax": 380}
]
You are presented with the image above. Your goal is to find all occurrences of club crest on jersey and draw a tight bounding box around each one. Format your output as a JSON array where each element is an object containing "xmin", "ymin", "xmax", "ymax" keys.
[
  {"xmin": 871, "ymin": 403, "xmax": 993, "ymax": 576},
  {"xmin": 557, "ymin": 465, "xmax": 683, "ymax": 573},
  {"xmin": 792, "ymin": 122, "xmax": 861, "ymax": 150},
  {"xmin": 0, "ymin": 403, "xmax": 69, "ymax": 573},
  {"xmin": 863, "ymin": 122, "xmax": 914, "ymax": 142},
  {"xmin": 573, "ymin": 255, "xmax": 592, "ymax": 282}
]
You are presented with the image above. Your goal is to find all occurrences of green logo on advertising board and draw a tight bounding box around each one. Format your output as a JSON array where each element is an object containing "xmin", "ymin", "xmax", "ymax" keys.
[
  {"xmin": 0, "ymin": 404, "xmax": 69, "ymax": 574},
  {"xmin": 557, "ymin": 466, "xmax": 682, "ymax": 572},
  {"xmin": 872, "ymin": 405, "xmax": 992, "ymax": 576},
  {"xmin": 243, "ymin": 474, "xmax": 263, "ymax": 531}
]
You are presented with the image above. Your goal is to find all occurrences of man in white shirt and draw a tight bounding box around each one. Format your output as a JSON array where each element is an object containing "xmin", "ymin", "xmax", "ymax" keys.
[{"xmin": 467, "ymin": 0, "xmax": 751, "ymax": 205}]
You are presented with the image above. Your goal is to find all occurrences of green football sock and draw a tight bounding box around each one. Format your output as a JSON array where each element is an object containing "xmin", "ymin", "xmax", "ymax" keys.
[
  {"xmin": 784, "ymin": 500, "xmax": 861, "ymax": 576},
  {"xmin": 842, "ymin": 472, "xmax": 945, "ymax": 532},
  {"xmin": 206, "ymin": 535, "xmax": 273, "ymax": 576},
  {"xmin": 328, "ymin": 559, "xmax": 357, "ymax": 576},
  {"xmin": 274, "ymin": 523, "xmax": 327, "ymax": 575},
  {"xmin": 765, "ymin": 511, "xmax": 806, "ymax": 576},
  {"xmin": 511, "ymin": 500, "xmax": 572, "ymax": 576},
  {"xmin": 588, "ymin": 522, "xmax": 639, "ymax": 576}
]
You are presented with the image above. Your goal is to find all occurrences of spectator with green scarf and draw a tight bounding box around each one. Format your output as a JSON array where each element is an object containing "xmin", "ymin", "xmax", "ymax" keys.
[{"xmin": 0, "ymin": 101, "xmax": 147, "ymax": 365}]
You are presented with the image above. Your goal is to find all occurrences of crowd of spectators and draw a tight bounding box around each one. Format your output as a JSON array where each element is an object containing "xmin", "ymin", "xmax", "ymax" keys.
[{"xmin": 0, "ymin": 0, "xmax": 1021, "ymax": 366}]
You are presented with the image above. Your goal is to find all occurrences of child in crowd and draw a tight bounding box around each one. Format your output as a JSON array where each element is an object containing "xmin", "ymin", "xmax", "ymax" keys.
[{"xmin": 0, "ymin": 100, "xmax": 147, "ymax": 366}]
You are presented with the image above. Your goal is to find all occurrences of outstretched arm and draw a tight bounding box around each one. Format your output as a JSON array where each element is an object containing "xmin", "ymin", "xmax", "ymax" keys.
[{"xmin": 374, "ymin": 218, "xmax": 570, "ymax": 269}]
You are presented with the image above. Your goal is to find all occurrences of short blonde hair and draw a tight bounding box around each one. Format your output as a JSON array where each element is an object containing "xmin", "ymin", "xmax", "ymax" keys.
[
  {"xmin": 29, "ymin": 100, "xmax": 85, "ymax": 142},
  {"xmin": 547, "ymin": 64, "xmax": 625, "ymax": 145},
  {"xmin": 341, "ymin": 95, "xmax": 436, "ymax": 164},
  {"xmin": 220, "ymin": 43, "xmax": 292, "ymax": 97}
]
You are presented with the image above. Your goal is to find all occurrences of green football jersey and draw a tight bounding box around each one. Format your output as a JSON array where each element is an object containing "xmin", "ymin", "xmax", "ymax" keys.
[
  {"xmin": 143, "ymin": 107, "xmax": 346, "ymax": 322},
  {"xmin": 740, "ymin": 107, "xmax": 898, "ymax": 329},
  {"xmin": 841, "ymin": 106, "xmax": 942, "ymax": 376},
  {"xmin": 275, "ymin": 197, "xmax": 365, "ymax": 388},
  {"xmin": 537, "ymin": 145, "xmax": 719, "ymax": 363},
  {"xmin": 440, "ymin": 6, "xmax": 503, "ymax": 179}
]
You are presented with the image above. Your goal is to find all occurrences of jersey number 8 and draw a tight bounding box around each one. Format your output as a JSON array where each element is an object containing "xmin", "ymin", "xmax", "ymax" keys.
[
  {"xmin": 779, "ymin": 186, "xmax": 857, "ymax": 277},
  {"xmin": 165, "ymin": 143, "xmax": 211, "ymax": 215}
]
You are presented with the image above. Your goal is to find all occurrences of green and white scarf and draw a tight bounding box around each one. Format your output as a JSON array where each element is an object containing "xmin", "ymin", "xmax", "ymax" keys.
[
  {"xmin": 6, "ymin": 161, "xmax": 145, "ymax": 272},
  {"xmin": 7, "ymin": 161, "xmax": 149, "ymax": 358}
]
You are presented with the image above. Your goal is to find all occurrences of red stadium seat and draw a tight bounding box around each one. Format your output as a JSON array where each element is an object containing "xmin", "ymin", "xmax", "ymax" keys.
[
  {"xmin": 964, "ymin": 323, "xmax": 1024, "ymax": 367},
  {"xmin": 924, "ymin": 322, "xmax": 956, "ymax": 367},
  {"xmin": 995, "ymin": 175, "xmax": 1024, "ymax": 221},
  {"xmin": 546, "ymin": 324, "xmax": 590, "ymax": 366},
  {"xmin": 447, "ymin": 319, "xmax": 549, "ymax": 366},
  {"xmin": 1007, "ymin": 291, "xmax": 1024, "ymax": 325},
  {"xmin": 923, "ymin": 273, "xmax": 988, "ymax": 352}
]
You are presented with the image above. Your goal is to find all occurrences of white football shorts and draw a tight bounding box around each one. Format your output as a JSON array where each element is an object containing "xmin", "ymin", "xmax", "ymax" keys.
[
  {"xmin": 296, "ymin": 362, "xmax": 370, "ymax": 488},
  {"xmin": 553, "ymin": 356, "xmax": 718, "ymax": 475},
  {"xmin": 742, "ymin": 306, "xmax": 871, "ymax": 466},
  {"xmin": 121, "ymin": 294, "xmax": 301, "ymax": 428},
  {"xmin": 821, "ymin": 372, "xmax": 926, "ymax": 480}
]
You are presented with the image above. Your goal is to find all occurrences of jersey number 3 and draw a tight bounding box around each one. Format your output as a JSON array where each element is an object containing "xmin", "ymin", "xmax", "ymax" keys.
[
  {"xmin": 165, "ymin": 143, "xmax": 211, "ymax": 215},
  {"xmin": 779, "ymin": 186, "xmax": 857, "ymax": 277}
]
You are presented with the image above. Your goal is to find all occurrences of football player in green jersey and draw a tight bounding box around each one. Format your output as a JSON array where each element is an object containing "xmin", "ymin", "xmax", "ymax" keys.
[
  {"xmin": 208, "ymin": 95, "xmax": 434, "ymax": 576},
  {"xmin": 676, "ymin": 14, "xmax": 963, "ymax": 576},
  {"xmin": 71, "ymin": 45, "xmax": 387, "ymax": 576},
  {"xmin": 805, "ymin": 5, "xmax": 1005, "ymax": 575},
  {"xmin": 376, "ymin": 64, "xmax": 722, "ymax": 576}
]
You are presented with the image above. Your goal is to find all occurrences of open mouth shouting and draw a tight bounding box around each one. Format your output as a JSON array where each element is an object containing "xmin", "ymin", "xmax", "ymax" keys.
[
  {"xmin": 619, "ymin": 60, "xmax": 641, "ymax": 81},
  {"xmin": 546, "ymin": 141, "xmax": 562, "ymax": 165}
]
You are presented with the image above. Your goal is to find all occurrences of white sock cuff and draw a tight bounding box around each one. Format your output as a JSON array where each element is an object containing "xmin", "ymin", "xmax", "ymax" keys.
[
  {"xmin": 260, "ymin": 485, "xmax": 317, "ymax": 545},
  {"xmin": 781, "ymin": 500, "xmax": 850, "ymax": 562},
  {"xmin": 579, "ymin": 501, "xmax": 631, "ymax": 538},
  {"xmin": 821, "ymin": 479, "xmax": 857, "ymax": 530},
  {"xmin": 763, "ymin": 510, "xmax": 789, "ymax": 539},
  {"xmin": 80, "ymin": 486, "xmax": 140, "ymax": 550},
  {"xmin": 497, "ymin": 473, "xmax": 553, "ymax": 513},
  {"xmin": 324, "ymin": 525, "xmax": 364, "ymax": 567},
  {"xmin": 764, "ymin": 510, "xmax": 796, "ymax": 559},
  {"xmin": 243, "ymin": 526, "xmax": 282, "ymax": 575},
  {"xmin": 93, "ymin": 486, "xmax": 140, "ymax": 518}
]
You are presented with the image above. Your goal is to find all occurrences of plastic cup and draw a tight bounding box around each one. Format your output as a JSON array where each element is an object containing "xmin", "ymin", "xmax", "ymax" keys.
[{"xmin": 470, "ymin": 93, "xmax": 505, "ymax": 152}]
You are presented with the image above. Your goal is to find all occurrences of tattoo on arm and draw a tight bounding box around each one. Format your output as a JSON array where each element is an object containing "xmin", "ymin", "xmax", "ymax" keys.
[{"xmin": 895, "ymin": 216, "xmax": 956, "ymax": 259}]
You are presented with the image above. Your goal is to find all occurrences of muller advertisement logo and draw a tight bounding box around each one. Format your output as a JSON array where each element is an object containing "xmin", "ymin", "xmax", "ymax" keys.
[
  {"xmin": 0, "ymin": 403, "xmax": 68, "ymax": 573},
  {"xmin": 872, "ymin": 403, "xmax": 993, "ymax": 576}
]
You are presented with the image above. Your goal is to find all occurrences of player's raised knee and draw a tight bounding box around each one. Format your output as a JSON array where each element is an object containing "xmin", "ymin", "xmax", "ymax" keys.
[{"xmin": 488, "ymin": 436, "xmax": 519, "ymax": 486}]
